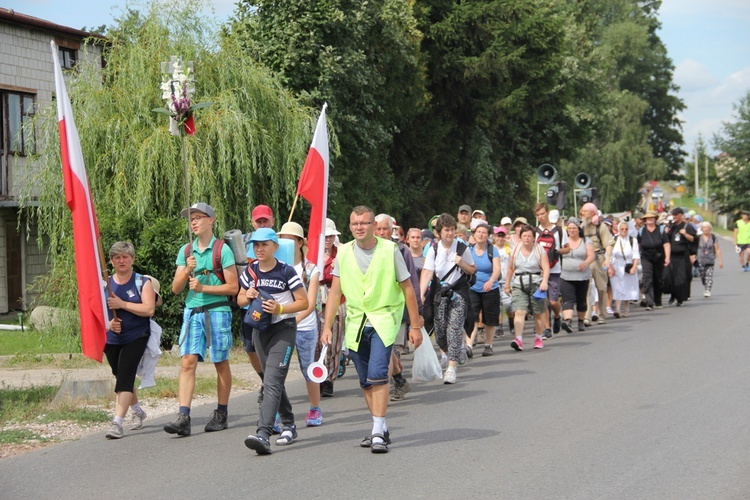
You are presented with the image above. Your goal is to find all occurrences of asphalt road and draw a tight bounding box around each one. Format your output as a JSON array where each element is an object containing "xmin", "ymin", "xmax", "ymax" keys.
[{"xmin": 2, "ymin": 238, "xmax": 749, "ymax": 499}]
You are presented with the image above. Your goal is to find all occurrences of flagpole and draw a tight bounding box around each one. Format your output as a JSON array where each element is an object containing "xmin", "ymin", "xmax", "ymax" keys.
[
  {"xmin": 181, "ymin": 132, "xmax": 191, "ymax": 246},
  {"xmin": 97, "ymin": 237, "xmax": 118, "ymax": 321},
  {"xmin": 288, "ymin": 194, "xmax": 300, "ymax": 222}
]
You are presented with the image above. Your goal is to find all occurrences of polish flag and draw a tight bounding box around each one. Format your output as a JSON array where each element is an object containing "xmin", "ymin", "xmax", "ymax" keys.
[
  {"xmin": 51, "ymin": 42, "xmax": 108, "ymax": 362},
  {"xmin": 296, "ymin": 104, "xmax": 330, "ymax": 272}
]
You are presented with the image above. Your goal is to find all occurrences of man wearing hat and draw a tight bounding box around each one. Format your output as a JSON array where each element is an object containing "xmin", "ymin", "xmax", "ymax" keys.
[
  {"xmin": 321, "ymin": 205, "xmax": 423, "ymax": 453},
  {"xmin": 164, "ymin": 203, "xmax": 239, "ymax": 436},
  {"xmin": 665, "ymin": 207, "xmax": 696, "ymax": 306},
  {"xmin": 472, "ymin": 209, "xmax": 487, "ymax": 221},
  {"xmin": 637, "ymin": 211, "xmax": 670, "ymax": 310},
  {"xmin": 457, "ymin": 205, "xmax": 472, "ymax": 228},
  {"xmin": 734, "ymin": 210, "xmax": 750, "ymax": 271}
]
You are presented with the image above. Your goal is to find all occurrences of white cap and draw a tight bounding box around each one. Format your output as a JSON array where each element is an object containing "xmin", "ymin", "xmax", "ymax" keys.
[
  {"xmin": 549, "ymin": 210, "xmax": 560, "ymax": 224},
  {"xmin": 501, "ymin": 217, "xmax": 512, "ymax": 225},
  {"xmin": 325, "ymin": 218, "xmax": 340, "ymax": 236}
]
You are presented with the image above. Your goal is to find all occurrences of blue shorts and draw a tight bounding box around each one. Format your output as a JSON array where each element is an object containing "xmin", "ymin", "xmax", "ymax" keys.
[
  {"xmin": 295, "ymin": 328, "xmax": 319, "ymax": 382},
  {"xmin": 348, "ymin": 327, "xmax": 393, "ymax": 389},
  {"xmin": 179, "ymin": 309, "xmax": 232, "ymax": 363}
]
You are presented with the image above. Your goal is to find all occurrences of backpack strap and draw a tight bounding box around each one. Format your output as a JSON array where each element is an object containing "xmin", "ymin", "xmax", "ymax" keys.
[
  {"xmin": 212, "ymin": 240, "xmax": 226, "ymax": 284},
  {"xmin": 134, "ymin": 272, "xmax": 144, "ymax": 299}
]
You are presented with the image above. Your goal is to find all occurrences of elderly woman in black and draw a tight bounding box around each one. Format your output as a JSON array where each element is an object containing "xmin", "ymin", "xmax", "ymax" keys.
[
  {"xmin": 104, "ymin": 241, "xmax": 156, "ymax": 439},
  {"xmin": 637, "ymin": 211, "xmax": 670, "ymax": 310},
  {"xmin": 665, "ymin": 208, "xmax": 696, "ymax": 306}
]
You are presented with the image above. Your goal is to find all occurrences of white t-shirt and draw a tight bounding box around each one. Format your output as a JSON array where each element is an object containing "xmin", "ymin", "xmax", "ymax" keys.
[
  {"xmin": 293, "ymin": 261, "xmax": 320, "ymax": 331},
  {"xmin": 423, "ymin": 239, "xmax": 475, "ymax": 285}
]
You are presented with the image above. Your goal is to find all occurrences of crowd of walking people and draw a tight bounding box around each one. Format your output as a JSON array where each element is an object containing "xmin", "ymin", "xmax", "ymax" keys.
[{"xmin": 101, "ymin": 198, "xmax": 747, "ymax": 454}]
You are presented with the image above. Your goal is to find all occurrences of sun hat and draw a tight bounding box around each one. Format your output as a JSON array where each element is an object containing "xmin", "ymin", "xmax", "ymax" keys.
[
  {"xmin": 325, "ymin": 218, "xmax": 341, "ymax": 236},
  {"xmin": 249, "ymin": 228, "xmax": 279, "ymax": 244},
  {"xmin": 180, "ymin": 202, "xmax": 214, "ymax": 218},
  {"xmin": 643, "ymin": 211, "xmax": 658, "ymax": 219},
  {"xmin": 277, "ymin": 221, "xmax": 305, "ymax": 239},
  {"xmin": 142, "ymin": 275, "xmax": 161, "ymax": 298},
  {"xmin": 512, "ymin": 216, "xmax": 528, "ymax": 227},
  {"xmin": 251, "ymin": 205, "xmax": 274, "ymax": 221}
]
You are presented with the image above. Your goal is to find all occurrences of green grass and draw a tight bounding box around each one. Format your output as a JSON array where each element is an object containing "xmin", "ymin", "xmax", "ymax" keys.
[
  {"xmin": 0, "ymin": 429, "xmax": 50, "ymax": 445},
  {"xmin": 145, "ymin": 374, "xmax": 255, "ymax": 398},
  {"xmin": 0, "ymin": 329, "xmax": 79, "ymax": 356}
]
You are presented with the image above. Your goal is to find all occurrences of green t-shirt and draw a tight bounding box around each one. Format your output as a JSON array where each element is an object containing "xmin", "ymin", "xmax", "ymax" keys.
[
  {"xmin": 737, "ymin": 220, "xmax": 750, "ymax": 245},
  {"xmin": 176, "ymin": 236, "xmax": 235, "ymax": 310}
]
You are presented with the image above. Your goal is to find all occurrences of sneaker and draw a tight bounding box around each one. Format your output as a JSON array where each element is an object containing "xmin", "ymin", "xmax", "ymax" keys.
[
  {"xmin": 276, "ymin": 425, "xmax": 298, "ymax": 446},
  {"xmin": 272, "ymin": 413, "xmax": 282, "ymax": 434},
  {"xmin": 645, "ymin": 306, "xmax": 653, "ymax": 311},
  {"xmin": 578, "ymin": 320, "xmax": 587, "ymax": 332},
  {"xmin": 130, "ymin": 409, "xmax": 147, "ymax": 430},
  {"xmin": 204, "ymin": 410, "xmax": 228, "ymax": 432},
  {"xmin": 439, "ymin": 354, "xmax": 448, "ymax": 369},
  {"xmin": 676, "ymin": 302, "xmax": 683, "ymax": 307},
  {"xmin": 533, "ymin": 337, "xmax": 544, "ymax": 349},
  {"xmin": 105, "ymin": 421, "xmax": 123, "ymax": 439},
  {"xmin": 163, "ymin": 413, "xmax": 191, "ymax": 436},
  {"xmin": 245, "ymin": 434, "xmax": 272, "ymax": 455},
  {"xmin": 511, "ymin": 337, "xmax": 523, "ymax": 351},
  {"xmin": 458, "ymin": 348, "xmax": 467, "ymax": 365},
  {"xmin": 443, "ymin": 367, "xmax": 457, "ymax": 384},
  {"xmin": 704, "ymin": 290, "xmax": 711, "ymax": 297},
  {"xmin": 553, "ymin": 316, "xmax": 561, "ymax": 334},
  {"xmin": 606, "ymin": 307, "xmax": 614, "ymax": 315},
  {"xmin": 583, "ymin": 318, "xmax": 591, "ymax": 327},
  {"xmin": 655, "ymin": 305, "xmax": 663, "ymax": 309},
  {"xmin": 668, "ymin": 297, "xmax": 676, "ymax": 305},
  {"xmin": 598, "ymin": 318, "xmax": 606, "ymax": 324},
  {"xmin": 390, "ymin": 381, "xmax": 412, "ymax": 401},
  {"xmin": 305, "ymin": 407, "xmax": 324, "ymax": 426},
  {"xmin": 591, "ymin": 313, "xmax": 599, "ymax": 322},
  {"xmin": 466, "ymin": 344, "xmax": 474, "ymax": 359},
  {"xmin": 482, "ymin": 345, "xmax": 494, "ymax": 357},
  {"xmin": 561, "ymin": 319, "xmax": 573, "ymax": 333},
  {"xmin": 543, "ymin": 328, "xmax": 552, "ymax": 340},
  {"xmin": 320, "ymin": 380, "xmax": 334, "ymax": 398},
  {"xmin": 613, "ymin": 311, "xmax": 620, "ymax": 319}
]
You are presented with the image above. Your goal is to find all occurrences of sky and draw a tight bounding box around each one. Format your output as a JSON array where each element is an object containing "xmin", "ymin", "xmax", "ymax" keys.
[{"xmin": 7, "ymin": 0, "xmax": 750, "ymax": 158}]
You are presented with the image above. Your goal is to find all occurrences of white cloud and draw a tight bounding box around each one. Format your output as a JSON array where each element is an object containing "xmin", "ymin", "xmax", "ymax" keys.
[
  {"xmin": 661, "ymin": 0, "xmax": 750, "ymax": 19},
  {"xmin": 674, "ymin": 59, "xmax": 719, "ymax": 92}
]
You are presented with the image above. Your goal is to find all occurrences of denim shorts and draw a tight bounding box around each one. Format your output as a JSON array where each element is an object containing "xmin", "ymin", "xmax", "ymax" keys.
[
  {"xmin": 348, "ymin": 326, "xmax": 393, "ymax": 389},
  {"xmin": 179, "ymin": 309, "xmax": 232, "ymax": 362},
  {"xmin": 295, "ymin": 328, "xmax": 319, "ymax": 382}
]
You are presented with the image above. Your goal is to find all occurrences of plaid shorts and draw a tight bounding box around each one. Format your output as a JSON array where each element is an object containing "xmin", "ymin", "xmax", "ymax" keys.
[{"xmin": 179, "ymin": 309, "xmax": 233, "ymax": 362}]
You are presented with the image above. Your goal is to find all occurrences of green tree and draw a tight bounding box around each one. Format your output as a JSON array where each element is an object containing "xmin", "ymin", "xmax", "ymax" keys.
[
  {"xmin": 712, "ymin": 91, "xmax": 750, "ymax": 215},
  {"xmin": 229, "ymin": 0, "xmax": 425, "ymax": 224},
  {"xmin": 21, "ymin": 0, "xmax": 314, "ymax": 341}
]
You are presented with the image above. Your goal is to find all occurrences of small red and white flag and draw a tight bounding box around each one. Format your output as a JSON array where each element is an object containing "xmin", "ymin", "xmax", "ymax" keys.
[
  {"xmin": 51, "ymin": 41, "xmax": 108, "ymax": 362},
  {"xmin": 296, "ymin": 104, "xmax": 330, "ymax": 272}
]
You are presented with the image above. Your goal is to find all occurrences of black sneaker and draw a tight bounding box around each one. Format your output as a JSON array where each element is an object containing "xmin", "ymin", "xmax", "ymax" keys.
[
  {"xmin": 543, "ymin": 328, "xmax": 552, "ymax": 340},
  {"xmin": 204, "ymin": 410, "xmax": 228, "ymax": 432},
  {"xmin": 552, "ymin": 316, "xmax": 561, "ymax": 334},
  {"xmin": 561, "ymin": 319, "xmax": 573, "ymax": 333},
  {"xmin": 320, "ymin": 380, "xmax": 334, "ymax": 398},
  {"xmin": 164, "ymin": 413, "xmax": 191, "ymax": 436},
  {"xmin": 245, "ymin": 434, "xmax": 272, "ymax": 455},
  {"xmin": 578, "ymin": 320, "xmax": 587, "ymax": 332}
]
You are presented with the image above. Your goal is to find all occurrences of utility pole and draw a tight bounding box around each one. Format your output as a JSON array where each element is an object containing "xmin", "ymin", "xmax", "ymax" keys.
[
  {"xmin": 695, "ymin": 147, "xmax": 699, "ymax": 198},
  {"xmin": 705, "ymin": 157, "xmax": 709, "ymax": 210}
]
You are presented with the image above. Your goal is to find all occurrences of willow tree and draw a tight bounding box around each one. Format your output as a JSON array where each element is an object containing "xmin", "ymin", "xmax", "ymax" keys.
[{"xmin": 21, "ymin": 0, "xmax": 318, "ymax": 341}]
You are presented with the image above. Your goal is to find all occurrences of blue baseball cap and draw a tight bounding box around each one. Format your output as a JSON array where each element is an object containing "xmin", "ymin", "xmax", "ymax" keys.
[{"xmin": 249, "ymin": 228, "xmax": 279, "ymax": 244}]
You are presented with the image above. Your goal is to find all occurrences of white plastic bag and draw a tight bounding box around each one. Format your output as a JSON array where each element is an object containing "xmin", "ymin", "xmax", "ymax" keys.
[{"xmin": 411, "ymin": 328, "xmax": 443, "ymax": 382}]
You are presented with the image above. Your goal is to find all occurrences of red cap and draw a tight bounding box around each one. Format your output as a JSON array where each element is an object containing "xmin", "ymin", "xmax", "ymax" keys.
[{"xmin": 251, "ymin": 205, "xmax": 274, "ymax": 221}]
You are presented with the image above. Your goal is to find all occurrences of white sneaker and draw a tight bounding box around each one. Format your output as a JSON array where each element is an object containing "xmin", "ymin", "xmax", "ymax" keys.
[
  {"xmin": 130, "ymin": 409, "xmax": 147, "ymax": 430},
  {"xmin": 105, "ymin": 421, "xmax": 123, "ymax": 439},
  {"xmin": 704, "ymin": 290, "xmax": 711, "ymax": 298},
  {"xmin": 443, "ymin": 367, "xmax": 457, "ymax": 384}
]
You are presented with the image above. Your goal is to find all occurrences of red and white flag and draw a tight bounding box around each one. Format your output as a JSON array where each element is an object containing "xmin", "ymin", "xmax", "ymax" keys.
[
  {"xmin": 51, "ymin": 42, "xmax": 108, "ymax": 362},
  {"xmin": 296, "ymin": 104, "xmax": 330, "ymax": 271}
]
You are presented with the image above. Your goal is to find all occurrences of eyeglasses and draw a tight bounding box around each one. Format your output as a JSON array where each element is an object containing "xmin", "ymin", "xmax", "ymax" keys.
[
  {"xmin": 190, "ymin": 215, "xmax": 209, "ymax": 223},
  {"xmin": 349, "ymin": 221, "xmax": 373, "ymax": 228}
]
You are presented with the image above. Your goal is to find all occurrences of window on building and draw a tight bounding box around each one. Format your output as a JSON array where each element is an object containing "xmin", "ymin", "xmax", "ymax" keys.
[
  {"xmin": 59, "ymin": 47, "xmax": 77, "ymax": 69},
  {"xmin": 2, "ymin": 92, "xmax": 35, "ymax": 155}
]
